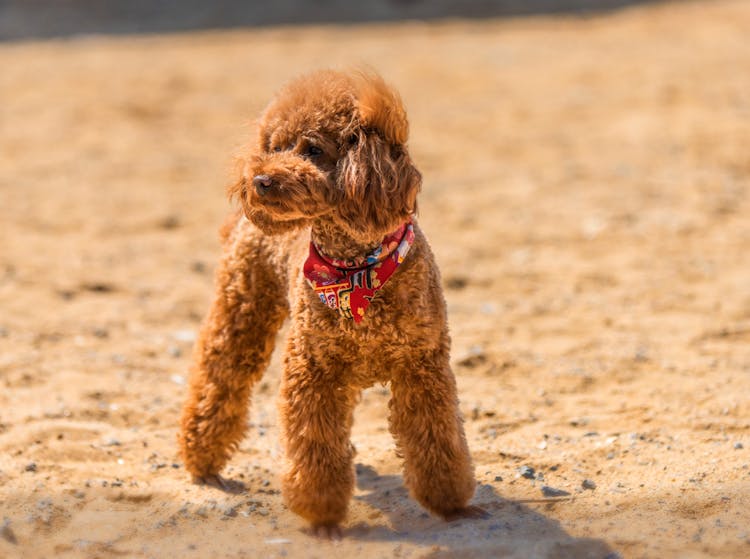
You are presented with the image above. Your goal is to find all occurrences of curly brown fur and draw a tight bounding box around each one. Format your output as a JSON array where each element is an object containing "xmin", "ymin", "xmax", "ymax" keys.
[{"xmin": 179, "ymin": 69, "xmax": 479, "ymax": 531}]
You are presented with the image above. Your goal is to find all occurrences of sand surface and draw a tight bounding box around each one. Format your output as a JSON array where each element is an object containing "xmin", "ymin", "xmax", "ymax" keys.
[{"xmin": 1, "ymin": 1, "xmax": 749, "ymax": 557}]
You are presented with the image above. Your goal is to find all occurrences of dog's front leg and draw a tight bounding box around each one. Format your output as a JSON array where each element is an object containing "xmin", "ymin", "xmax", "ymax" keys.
[
  {"xmin": 279, "ymin": 342, "xmax": 357, "ymax": 535},
  {"xmin": 389, "ymin": 347, "xmax": 481, "ymax": 520},
  {"xmin": 179, "ymin": 242, "xmax": 287, "ymax": 483}
]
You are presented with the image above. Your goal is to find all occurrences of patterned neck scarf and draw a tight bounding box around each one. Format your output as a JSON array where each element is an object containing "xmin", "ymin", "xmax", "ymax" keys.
[{"xmin": 303, "ymin": 220, "xmax": 415, "ymax": 323}]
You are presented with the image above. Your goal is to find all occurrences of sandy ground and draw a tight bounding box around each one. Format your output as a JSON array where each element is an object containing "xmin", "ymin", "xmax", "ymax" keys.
[{"xmin": 1, "ymin": 1, "xmax": 749, "ymax": 557}]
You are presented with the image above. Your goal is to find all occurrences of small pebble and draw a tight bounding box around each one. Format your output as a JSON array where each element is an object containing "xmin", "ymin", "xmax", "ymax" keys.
[
  {"xmin": 480, "ymin": 303, "xmax": 497, "ymax": 315},
  {"xmin": 582, "ymin": 479, "xmax": 597, "ymax": 490},
  {"xmin": 518, "ymin": 465, "xmax": 535, "ymax": 479},
  {"xmin": 37, "ymin": 499, "xmax": 51, "ymax": 508},
  {"xmin": 734, "ymin": 442, "xmax": 743, "ymax": 450},
  {"xmin": 159, "ymin": 215, "xmax": 181, "ymax": 229},
  {"xmin": 1, "ymin": 519, "xmax": 17, "ymax": 544},
  {"xmin": 172, "ymin": 330, "xmax": 196, "ymax": 343},
  {"xmin": 456, "ymin": 346, "xmax": 487, "ymax": 368},
  {"xmin": 445, "ymin": 276, "xmax": 468, "ymax": 290},
  {"xmin": 24, "ymin": 462, "xmax": 37, "ymax": 473},
  {"xmin": 92, "ymin": 327, "xmax": 109, "ymax": 339},
  {"xmin": 494, "ymin": 475, "xmax": 503, "ymax": 482},
  {"xmin": 542, "ymin": 486, "xmax": 571, "ymax": 498}
]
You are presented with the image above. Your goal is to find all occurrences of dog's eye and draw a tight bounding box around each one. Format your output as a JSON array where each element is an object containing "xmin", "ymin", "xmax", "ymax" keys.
[
  {"xmin": 273, "ymin": 146, "xmax": 282, "ymax": 153},
  {"xmin": 306, "ymin": 145, "xmax": 323, "ymax": 157}
]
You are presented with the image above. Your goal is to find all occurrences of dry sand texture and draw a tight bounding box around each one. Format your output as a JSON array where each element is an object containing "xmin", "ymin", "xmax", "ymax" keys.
[{"xmin": 1, "ymin": 1, "xmax": 749, "ymax": 557}]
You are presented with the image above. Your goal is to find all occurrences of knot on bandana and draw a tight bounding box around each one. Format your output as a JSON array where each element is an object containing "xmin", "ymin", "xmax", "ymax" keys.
[{"xmin": 303, "ymin": 220, "xmax": 415, "ymax": 323}]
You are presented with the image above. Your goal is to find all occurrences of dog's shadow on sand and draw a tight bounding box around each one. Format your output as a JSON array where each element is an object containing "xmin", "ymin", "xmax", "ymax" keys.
[{"xmin": 348, "ymin": 464, "xmax": 618, "ymax": 559}]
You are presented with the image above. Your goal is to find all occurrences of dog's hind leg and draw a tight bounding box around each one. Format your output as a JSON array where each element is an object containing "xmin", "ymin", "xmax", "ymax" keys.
[
  {"xmin": 178, "ymin": 229, "xmax": 287, "ymax": 482},
  {"xmin": 388, "ymin": 345, "xmax": 481, "ymax": 520}
]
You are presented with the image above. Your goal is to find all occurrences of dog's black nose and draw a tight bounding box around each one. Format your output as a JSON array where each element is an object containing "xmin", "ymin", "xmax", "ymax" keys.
[{"xmin": 253, "ymin": 174, "xmax": 273, "ymax": 196}]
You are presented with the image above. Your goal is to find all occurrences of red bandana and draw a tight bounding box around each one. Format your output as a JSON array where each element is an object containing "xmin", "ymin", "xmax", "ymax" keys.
[{"xmin": 303, "ymin": 220, "xmax": 415, "ymax": 323}]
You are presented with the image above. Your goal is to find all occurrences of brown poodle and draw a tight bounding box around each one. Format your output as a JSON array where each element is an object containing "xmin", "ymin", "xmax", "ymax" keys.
[{"xmin": 178, "ymin": 69, "xmax": 483, "ymax": 536}]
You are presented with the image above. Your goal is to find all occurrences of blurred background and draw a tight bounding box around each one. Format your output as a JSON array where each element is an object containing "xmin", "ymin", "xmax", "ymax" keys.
[
  {"xmin": 1, "ymin": 0, "xmax": 661, "ymax": 40},
  {"xmin": 1, "ymin": 1, "xmax": 749, "ymax": 558}
]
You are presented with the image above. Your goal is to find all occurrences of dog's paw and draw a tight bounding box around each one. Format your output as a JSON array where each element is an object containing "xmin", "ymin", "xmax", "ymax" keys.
[
  {"xmin": 443, "ymin": 505, "xmax": 490, "ymax": 521},
  {"xmin": 311, "ymin": 523, "xmax": 343, "ymax": 541}
]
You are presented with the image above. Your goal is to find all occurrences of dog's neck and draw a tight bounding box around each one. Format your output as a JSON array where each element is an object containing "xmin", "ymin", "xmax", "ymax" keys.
[{"xmin": 310, "ymin": 217, "xmax": 391, "ymax": 263}]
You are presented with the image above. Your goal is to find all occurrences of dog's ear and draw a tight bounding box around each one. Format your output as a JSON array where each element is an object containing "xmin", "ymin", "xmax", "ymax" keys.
[
  {"xmin": 336, "ymin": 73, "xmax": 421, "ymax": 237},
  {"xmin": 226, "ymin": 121, "xmax": 264, "ymax": 210},
  {"xmin": 226, "ymin": 154, "xmax": 249, "ymax": 206}
]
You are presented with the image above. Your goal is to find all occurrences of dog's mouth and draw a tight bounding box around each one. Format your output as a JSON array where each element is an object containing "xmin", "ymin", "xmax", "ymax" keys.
[
  {"xmin": 245, "ymin": 206, "xmax": 310, "ymax": 235},
  {"xmin": 251, "ymin": 196, "xmax": 293, "ymax": 216},
  {"xmin": 243, "ymin": 172, "xmax": 333, "ymax": 221},
  {"xmin": 242, "ymin": 188, "xmax": 332, "ymax": 226},
  {"xmin": 248, "ymin": 192, "xmax": 324, "ymax": 222}
]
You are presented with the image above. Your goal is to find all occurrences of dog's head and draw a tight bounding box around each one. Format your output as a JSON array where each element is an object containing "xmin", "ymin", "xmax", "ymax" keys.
[{"xmin": 230, "ymin": 70, "xmax": 421, "ymax": 239}]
